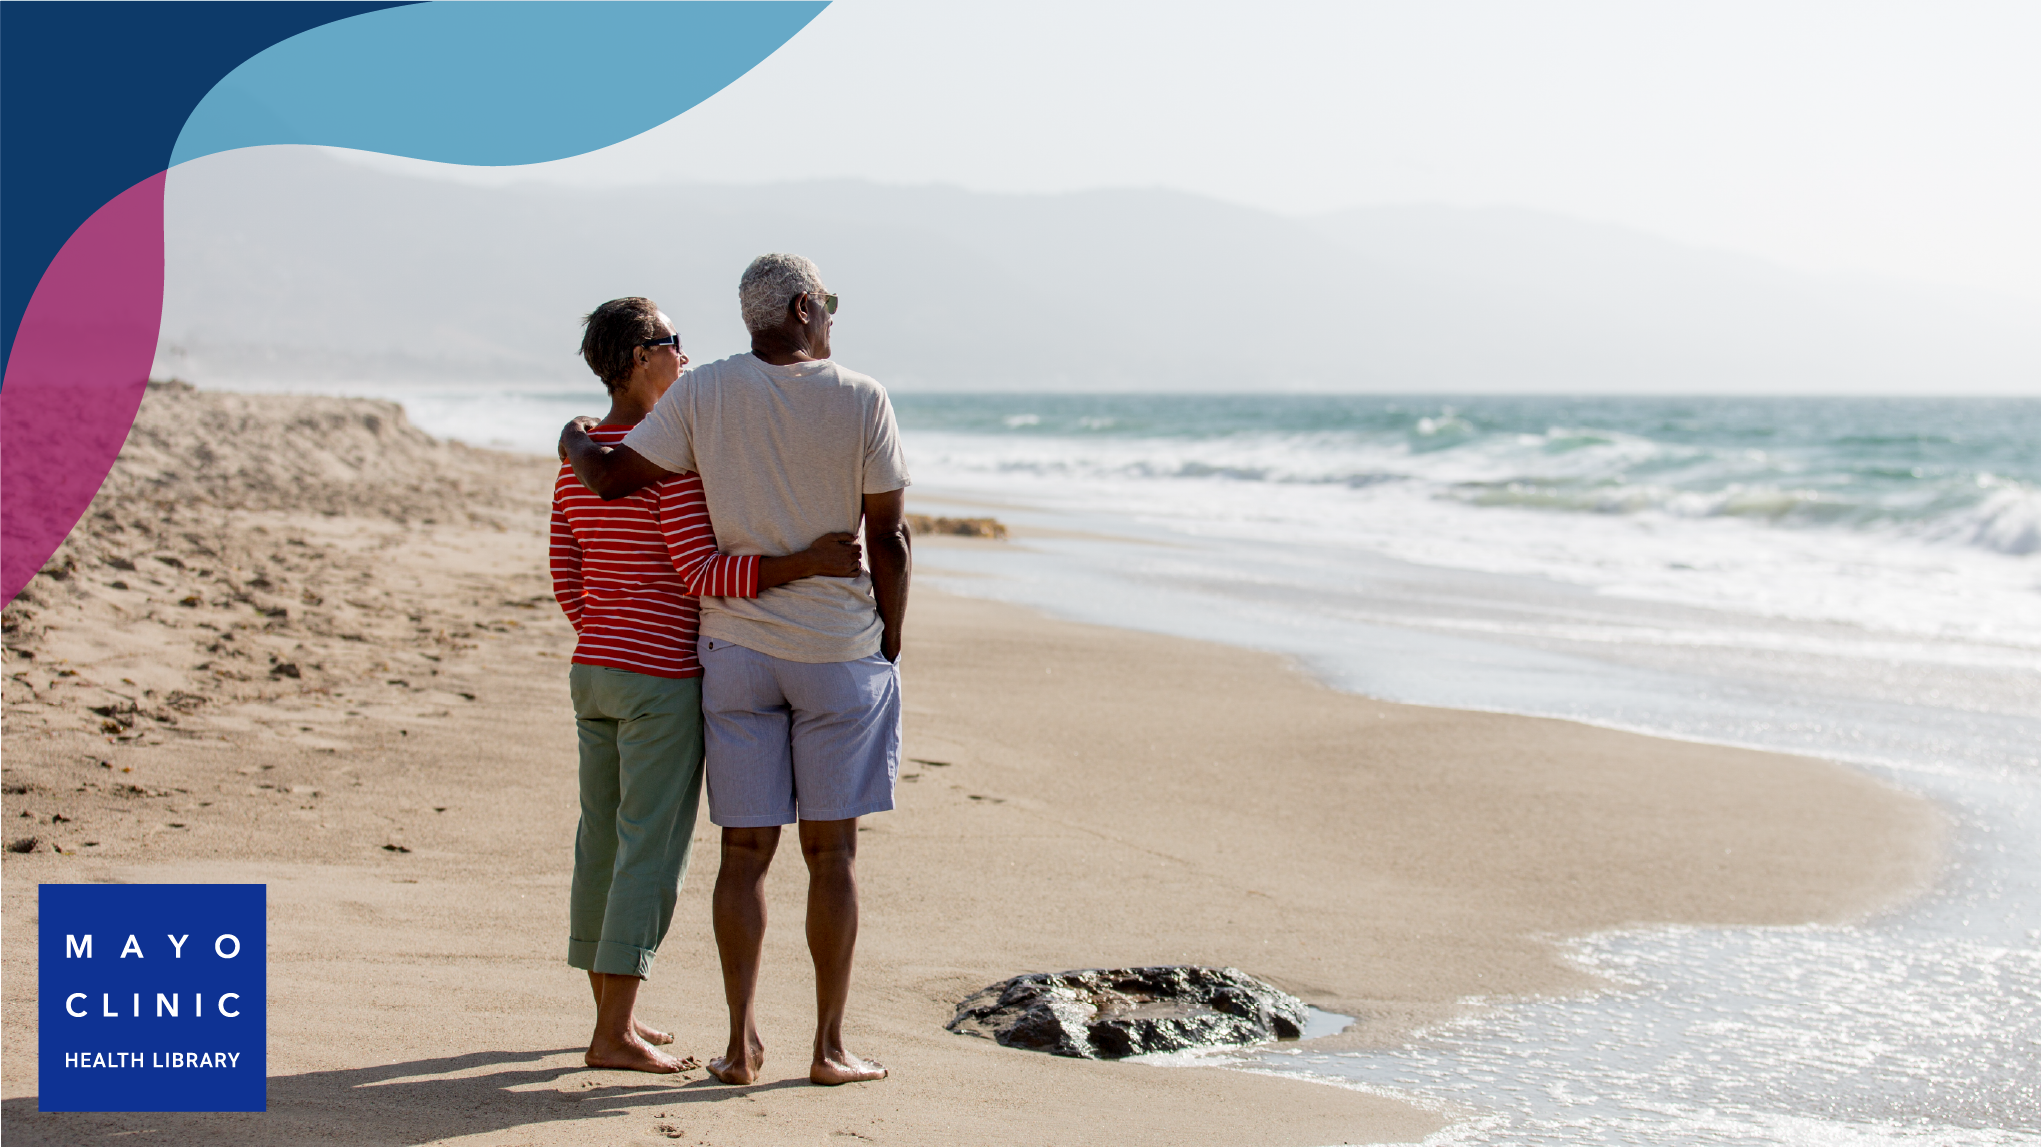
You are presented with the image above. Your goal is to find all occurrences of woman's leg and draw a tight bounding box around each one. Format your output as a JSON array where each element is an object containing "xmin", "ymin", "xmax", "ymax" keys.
[
  {"xmin": 588, "ymin": 672, "xmax": 703, "ymax": 1071},
  {"xmin": 589, "ymin": 970, "xmax": 671, "ymax": 1044},
  {"xmin": 567, "ymin": 664, "xmax": 622, "ymax": 978},
  {"xmin": 601, "ymin": 675, "xmax": 703, "ymax": 976},
  {"xmin": 570, "ymin": 667, "xmax": 687, "ymax": 1072}
]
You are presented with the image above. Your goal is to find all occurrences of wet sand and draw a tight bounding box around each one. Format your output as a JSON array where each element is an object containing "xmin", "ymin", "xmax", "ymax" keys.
[{"xmin": 1, "ymin": 386, "xmax": 1943, "ymax": 1145}]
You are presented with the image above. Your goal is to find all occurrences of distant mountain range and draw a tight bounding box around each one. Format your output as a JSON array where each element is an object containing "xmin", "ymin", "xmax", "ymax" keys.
[{"xmin": 156, "ymin": 147, "xmax": 2039, "ymax": 394}]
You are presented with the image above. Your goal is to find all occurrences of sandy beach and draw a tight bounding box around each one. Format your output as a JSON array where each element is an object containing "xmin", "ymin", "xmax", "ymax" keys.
[{"xmin": 2, "ymin": 386, "xmax": 1945, "ymax": 1145}]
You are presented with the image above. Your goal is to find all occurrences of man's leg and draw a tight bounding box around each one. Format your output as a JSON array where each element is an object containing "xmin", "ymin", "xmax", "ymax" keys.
[
  {"xmin": 800, "ymin": 817, "xmax": 886, "ymax": 1084},
  {"xmin": 781, "ymin": 651, "xmax": 900, "ymax": 1085},
  {"xmin": 699, "ymin": 638, "xmax": 799, "ymax": 1085},
  {"xmin": 709, "ymin": 825, "xmax": 780, "ymax": 1084}
]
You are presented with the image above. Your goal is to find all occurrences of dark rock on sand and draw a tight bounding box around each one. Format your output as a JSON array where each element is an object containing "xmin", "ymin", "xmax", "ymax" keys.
[{"xmin": 947, "ymin": 966, "xmax": 1307, "ymax": 1059}]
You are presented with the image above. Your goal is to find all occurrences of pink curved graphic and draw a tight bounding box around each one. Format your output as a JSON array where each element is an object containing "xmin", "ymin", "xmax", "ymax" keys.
[{"xmin": 1, "ymin": 173, "xmax": 166, "ymax": 604}]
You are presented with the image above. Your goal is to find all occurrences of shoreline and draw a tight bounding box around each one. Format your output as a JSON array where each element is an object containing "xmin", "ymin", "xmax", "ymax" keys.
[
  {"xmin": 916, "ymin": 505, "xmax": 1978, "ymax": 782},
  {"xmin": 2, "ymin": 388, "xmax": 1947, "ymax": 1145}
]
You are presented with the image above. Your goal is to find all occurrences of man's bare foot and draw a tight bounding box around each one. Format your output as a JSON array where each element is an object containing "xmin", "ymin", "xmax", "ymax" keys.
[
  {"xmin": 585, "ymin": 1032, "xmax": 684, "ymax": 1074},
  {"xmin": 633, "ymin": 1018, "xmax": 673, "ymax": 1046},
  {"xmin": 810, "ymin": 1050, "xmax": 887, "ymax": 1086},
  {"xmin": 707, "ymin": 1038, "xmax": 765, "ymax": 1085}
]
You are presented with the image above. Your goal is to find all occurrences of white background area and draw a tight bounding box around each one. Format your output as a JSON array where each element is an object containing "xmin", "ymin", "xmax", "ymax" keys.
[{"xmin": 335, "ymin": 0, "xmax": 2041, "ymax": 309}]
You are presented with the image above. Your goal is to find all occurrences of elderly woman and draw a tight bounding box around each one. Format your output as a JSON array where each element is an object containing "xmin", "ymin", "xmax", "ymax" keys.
[{"xmin": 551, "ymin": 298, "xmax": 859, "ymax": 1072}]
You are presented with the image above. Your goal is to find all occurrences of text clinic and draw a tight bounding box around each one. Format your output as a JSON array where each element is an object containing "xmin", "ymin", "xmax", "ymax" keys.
[{"xmin": 60, "ymin": 933, "xmax": 247, "ymax": 1018}]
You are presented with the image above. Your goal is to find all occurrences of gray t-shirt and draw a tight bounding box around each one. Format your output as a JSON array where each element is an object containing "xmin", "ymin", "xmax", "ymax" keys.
[{"xmin": 623, "ymin": 354, "xmax": 911, "ymax": 663}]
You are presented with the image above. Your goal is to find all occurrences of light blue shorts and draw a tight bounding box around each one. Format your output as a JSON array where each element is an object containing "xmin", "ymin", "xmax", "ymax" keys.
[{"xmin": 699, "ymin": 636, "xmax": 900, "ymax": 827}]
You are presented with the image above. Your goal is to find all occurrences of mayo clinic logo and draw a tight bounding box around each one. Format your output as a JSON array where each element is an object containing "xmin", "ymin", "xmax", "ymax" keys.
[{"xmin": 38, "ymin": 884, "xmax": 266, "ymax": 1112}]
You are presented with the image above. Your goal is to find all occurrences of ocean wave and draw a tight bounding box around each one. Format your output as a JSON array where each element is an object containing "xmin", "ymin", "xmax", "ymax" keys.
[
  {"xmin": 916, "ymin": 423, "xmax": 2041, "ymax": 558},
  {"xmin": 1927, "ymin": 482, "xmax": 2041, "ymax": 557},
  {"xmin": 905, "ymin": 416, "xmax": 2041, "ymax": 647}
]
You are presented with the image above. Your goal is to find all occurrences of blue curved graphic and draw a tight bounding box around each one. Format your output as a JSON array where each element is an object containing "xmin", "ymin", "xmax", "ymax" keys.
[{"xmin": 173, "ymin": 1, "xmax": 828, "ymax": 167}]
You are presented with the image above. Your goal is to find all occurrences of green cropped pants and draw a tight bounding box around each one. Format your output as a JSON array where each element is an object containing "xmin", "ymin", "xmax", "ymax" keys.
[{"xmin": 566, "ymin": 664, "xmax": 704, "ymax": 979}]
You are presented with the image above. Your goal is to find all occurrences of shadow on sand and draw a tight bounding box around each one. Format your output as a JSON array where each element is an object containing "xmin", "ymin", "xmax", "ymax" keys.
[{"xmin": 2, "ymin": 1046, "xmax": 806, "ymax": 1144}]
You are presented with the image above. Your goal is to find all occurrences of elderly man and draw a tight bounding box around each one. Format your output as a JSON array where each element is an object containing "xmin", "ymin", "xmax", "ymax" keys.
[{"xmin": 560, "ymin": 254, "xmax": 908, "ymax": 1087}]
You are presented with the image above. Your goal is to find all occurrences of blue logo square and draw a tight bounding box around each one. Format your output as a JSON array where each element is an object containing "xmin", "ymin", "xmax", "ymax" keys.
[{"xmin": 38, "ymin": 883, "xmax": 267, "ymax": 1112}]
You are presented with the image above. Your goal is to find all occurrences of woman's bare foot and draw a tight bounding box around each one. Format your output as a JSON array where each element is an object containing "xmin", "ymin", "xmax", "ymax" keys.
[
  {"xmin": 585, "ymin": 1031, "xmax": 684, "ymax": 1074},
  {"xmin": 810, "ymin": 1050, "xmax": 887, "ymax": 1086},
  {"xmin": 633, "ymin": 1018, "xmax": 673, "ymax": 1046},
  {"xmin": 707, "ymin": 1037, "xmax": 765, "ymax": 1085}
]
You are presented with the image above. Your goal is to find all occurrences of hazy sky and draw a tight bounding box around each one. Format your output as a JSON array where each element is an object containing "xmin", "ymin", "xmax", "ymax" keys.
[{"xmin": 341, "ymin": 1, "xmax": 2038, "ymax": 307}]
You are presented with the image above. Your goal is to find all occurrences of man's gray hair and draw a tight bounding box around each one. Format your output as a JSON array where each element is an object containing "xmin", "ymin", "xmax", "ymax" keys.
[{"xmin": 739, "ymin": 253, "xmax": 827, "ymax": 334}]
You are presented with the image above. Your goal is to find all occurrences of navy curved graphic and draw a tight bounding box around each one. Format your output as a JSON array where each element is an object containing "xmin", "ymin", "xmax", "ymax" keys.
[{"xmin": 0, "ymin": 1, "xmax": 415, "ymax": 373}]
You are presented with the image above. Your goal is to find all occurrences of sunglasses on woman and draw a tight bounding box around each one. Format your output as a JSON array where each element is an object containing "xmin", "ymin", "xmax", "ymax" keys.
[{"xmin": 637, "ymin": 334, "xmax": 681, "ymax": 350}]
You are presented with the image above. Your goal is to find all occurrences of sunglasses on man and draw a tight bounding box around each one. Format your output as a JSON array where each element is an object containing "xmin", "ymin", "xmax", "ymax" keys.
[
  {"xmin": 637, "ymin": 334, "xmax": 681, "ymax": 350},
  {"xmin": 814, "ymin": 292, "xmax": 839, "ymax": 315}
]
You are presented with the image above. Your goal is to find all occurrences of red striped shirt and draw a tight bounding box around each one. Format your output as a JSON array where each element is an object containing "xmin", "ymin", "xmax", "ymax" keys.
[{"xmin": 550, "ymin": 425, "xmax": 760, "ymax": 678}]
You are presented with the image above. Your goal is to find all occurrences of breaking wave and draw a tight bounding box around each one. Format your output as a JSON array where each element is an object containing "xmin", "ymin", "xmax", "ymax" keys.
[{"xmin": 894, "ymin": 394, "xmax": 2041, "ymax": 646}]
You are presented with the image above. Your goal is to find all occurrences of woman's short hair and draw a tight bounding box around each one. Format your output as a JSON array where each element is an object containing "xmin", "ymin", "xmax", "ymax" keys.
[
  {"xmin": 738, "ymin": 254, "xmax": 826, "ymax": 335},
  {"xmin": 580, "ymin": 297, "xmax": 665, "ymax": 391}
]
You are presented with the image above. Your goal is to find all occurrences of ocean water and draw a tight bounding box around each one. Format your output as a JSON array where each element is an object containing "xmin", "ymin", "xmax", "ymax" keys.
[
  {"xmin": 884, "ymin": 393, "xmax": 2041, "ymax": 1145},
  {"xmin": 898, "ymin": 394, "xmax": 2041, "ymax": 639},
  {"xmin": 238, "ymin": 383, "xmax": 2041, "ymax": 1142}
]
